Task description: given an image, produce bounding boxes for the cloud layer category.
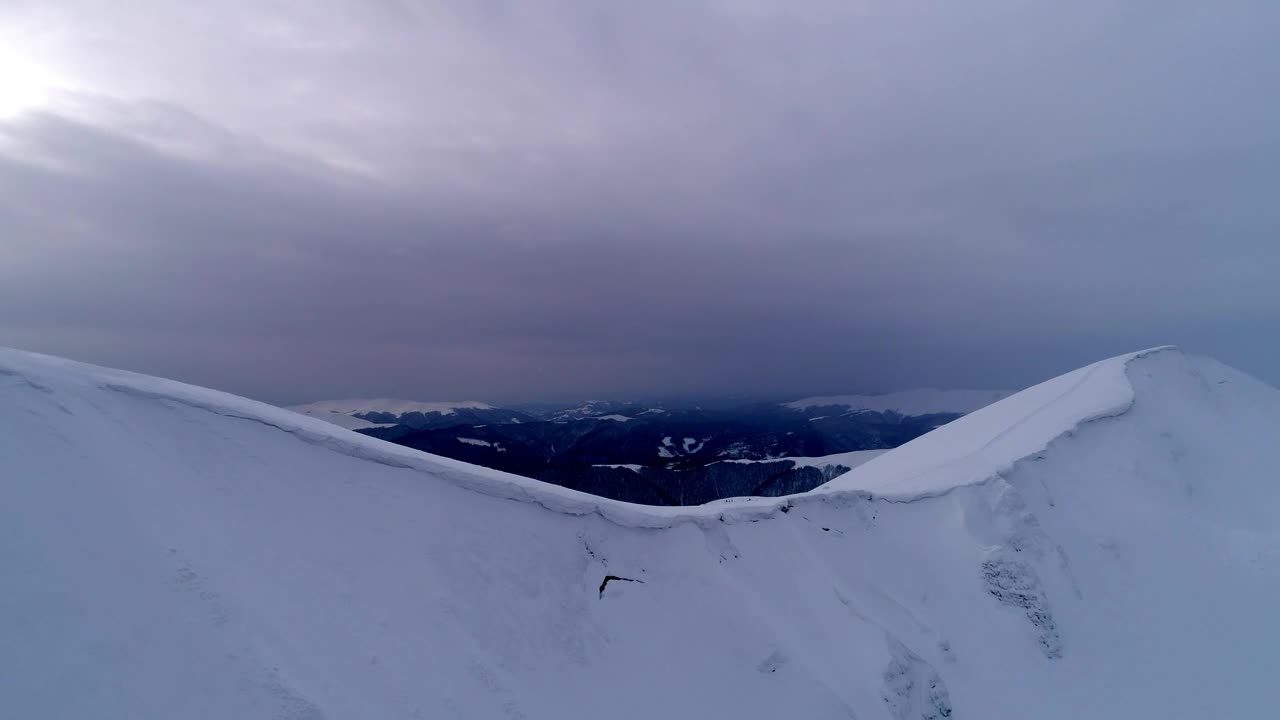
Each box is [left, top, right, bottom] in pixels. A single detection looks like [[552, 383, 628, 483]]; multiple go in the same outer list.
[[2, 1, 1278, 403]]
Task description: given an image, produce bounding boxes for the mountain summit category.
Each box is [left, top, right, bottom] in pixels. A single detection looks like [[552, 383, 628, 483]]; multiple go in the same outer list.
[[3, 346, 1278, 718]]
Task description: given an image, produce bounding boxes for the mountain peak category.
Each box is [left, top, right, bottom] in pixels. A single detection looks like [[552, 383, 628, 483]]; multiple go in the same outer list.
[[827, 345, 1179, 499], [7, 343, 1280, 718]]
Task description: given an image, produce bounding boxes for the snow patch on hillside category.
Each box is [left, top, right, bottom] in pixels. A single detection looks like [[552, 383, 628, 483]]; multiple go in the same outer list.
[[682, 437, 707, 453], [456, 437, 507, 453]]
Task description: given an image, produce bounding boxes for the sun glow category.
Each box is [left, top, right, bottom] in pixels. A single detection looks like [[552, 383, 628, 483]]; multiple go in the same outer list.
[[0, 46, 69, 118]]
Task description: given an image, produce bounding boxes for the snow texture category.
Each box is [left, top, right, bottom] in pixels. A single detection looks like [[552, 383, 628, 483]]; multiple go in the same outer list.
[[5, 345, 1280, 719]]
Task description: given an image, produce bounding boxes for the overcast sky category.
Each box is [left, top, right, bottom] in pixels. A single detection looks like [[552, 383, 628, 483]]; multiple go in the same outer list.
[[1, 1, 1278, 404]]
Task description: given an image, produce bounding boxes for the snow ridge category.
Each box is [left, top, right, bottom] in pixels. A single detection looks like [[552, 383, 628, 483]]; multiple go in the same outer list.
[[6, 344, 1280, 719], [0, 346, 1173, 526], [825, 346, 1176, 500]]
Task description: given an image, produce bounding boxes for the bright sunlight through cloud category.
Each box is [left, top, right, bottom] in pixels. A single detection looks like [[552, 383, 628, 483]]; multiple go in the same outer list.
[[0, 44, 69, 118]]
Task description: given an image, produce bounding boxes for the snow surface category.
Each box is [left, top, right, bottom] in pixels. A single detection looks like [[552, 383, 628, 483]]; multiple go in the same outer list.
[[455, 437, 506, 453], [592, 414, 633, 422], [5, 345, 1280, 718], [289, 398, 495, 417], [825, 349, 1159, 499], [682, 436, 707, 454], [785, 388, 1010, 415]]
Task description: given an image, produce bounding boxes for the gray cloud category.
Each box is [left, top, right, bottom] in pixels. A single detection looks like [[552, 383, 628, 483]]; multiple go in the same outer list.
[[1, 1, 1278, 403]]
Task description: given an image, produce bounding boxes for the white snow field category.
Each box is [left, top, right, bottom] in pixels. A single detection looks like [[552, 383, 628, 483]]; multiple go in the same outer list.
[[3, 345, 1279, 719]]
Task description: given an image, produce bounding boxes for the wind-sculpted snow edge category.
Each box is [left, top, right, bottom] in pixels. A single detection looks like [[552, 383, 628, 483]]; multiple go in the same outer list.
[[0, 345, 1176, 528], [818, 345, 1178, 501]]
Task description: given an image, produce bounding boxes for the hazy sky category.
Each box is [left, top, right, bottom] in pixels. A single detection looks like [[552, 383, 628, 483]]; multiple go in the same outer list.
[[2, 1, 1278, 404]]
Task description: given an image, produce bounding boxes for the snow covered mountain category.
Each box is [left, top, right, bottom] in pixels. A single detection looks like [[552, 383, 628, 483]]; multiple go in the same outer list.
[[289, 398, 535, 430], [536, 400, 659, 421], [4, 345, 1279, 718]]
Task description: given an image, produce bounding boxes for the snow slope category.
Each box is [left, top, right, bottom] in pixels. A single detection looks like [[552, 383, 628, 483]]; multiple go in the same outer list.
[[4, 345, 1280, 719], [785, 388, 1010, 415]]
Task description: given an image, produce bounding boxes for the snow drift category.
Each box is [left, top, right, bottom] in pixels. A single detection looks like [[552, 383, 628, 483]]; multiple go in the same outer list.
[[3, 346, 1279, 719]]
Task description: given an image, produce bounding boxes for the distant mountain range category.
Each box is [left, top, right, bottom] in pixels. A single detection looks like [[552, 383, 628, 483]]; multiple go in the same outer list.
[[288, 391, 1006, 504], [288, 399, 536, 430], [531, 400, 669, 422], [783, 389, 1010, 415]]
